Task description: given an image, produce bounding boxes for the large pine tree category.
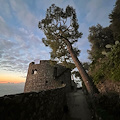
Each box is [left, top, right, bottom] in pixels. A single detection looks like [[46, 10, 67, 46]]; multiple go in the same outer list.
[[38, 4, 99, 95]]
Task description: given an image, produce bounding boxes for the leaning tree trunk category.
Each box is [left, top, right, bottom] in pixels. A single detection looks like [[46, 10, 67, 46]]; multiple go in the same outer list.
[[61, 36, 99, 96]]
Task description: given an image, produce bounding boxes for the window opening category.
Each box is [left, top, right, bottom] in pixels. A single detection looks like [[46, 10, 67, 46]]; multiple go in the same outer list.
[[45, 81, 48, 84], [32, 69, 37, 75], [34, 69, 37, 74]]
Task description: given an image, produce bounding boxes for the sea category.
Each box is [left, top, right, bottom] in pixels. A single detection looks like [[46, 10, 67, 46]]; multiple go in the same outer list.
[[0, 82, 25, 97]]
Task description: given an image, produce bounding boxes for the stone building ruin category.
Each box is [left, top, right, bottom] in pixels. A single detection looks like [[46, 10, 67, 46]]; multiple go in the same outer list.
[[24, 60, 72, 93]]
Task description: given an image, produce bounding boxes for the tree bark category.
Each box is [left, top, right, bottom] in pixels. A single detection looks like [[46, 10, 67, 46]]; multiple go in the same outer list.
[[61, 35, 99, 95]]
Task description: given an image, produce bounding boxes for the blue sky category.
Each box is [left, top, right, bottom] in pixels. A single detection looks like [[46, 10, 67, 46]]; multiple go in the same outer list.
[[0, 0, 116, 83]]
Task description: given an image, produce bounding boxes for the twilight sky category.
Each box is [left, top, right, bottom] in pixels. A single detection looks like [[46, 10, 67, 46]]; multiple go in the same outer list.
[[0, 0, 116, 83]]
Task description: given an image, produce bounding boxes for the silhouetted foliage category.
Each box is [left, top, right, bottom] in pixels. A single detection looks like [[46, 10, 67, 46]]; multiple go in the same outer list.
[[88, 0, 120, 83], [109, 0, 120, 41], [88, 24, 114, 62], [38, 4, 82, 69]]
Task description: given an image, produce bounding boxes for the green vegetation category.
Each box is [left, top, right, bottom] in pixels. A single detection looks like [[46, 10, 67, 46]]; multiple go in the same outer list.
[[89, 42, 120, 84], [88, 1, 120, 118], [88, 0, 120, 84]]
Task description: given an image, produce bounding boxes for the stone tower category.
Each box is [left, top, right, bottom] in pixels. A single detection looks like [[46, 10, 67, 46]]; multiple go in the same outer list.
[[24, 60, 71, 92]]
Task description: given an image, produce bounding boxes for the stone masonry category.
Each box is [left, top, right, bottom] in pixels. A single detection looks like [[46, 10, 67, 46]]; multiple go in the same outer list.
[[24, 60, 71, 93], [0, 87, 66, 120]]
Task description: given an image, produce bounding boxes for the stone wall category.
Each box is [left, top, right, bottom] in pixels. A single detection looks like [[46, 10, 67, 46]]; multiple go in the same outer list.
[[55, 64, 71, 93], [0, 86, 66, 120], [24, 60, 71, 93]]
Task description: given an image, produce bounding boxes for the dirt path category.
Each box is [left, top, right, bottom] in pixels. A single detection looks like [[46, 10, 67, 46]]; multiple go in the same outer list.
[[63, 90, 92, 120]]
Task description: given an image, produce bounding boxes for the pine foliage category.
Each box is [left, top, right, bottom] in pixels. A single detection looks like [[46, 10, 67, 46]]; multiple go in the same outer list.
[[38, 4, 82, 69]]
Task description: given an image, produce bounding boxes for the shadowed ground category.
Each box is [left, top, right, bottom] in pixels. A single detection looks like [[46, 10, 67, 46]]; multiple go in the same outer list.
[[62, 90, 92, 120]]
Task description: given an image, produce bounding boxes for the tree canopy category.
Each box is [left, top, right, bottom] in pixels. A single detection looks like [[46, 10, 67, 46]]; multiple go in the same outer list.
[[88, 0, 120, 83], [88, 24, 114, 61], [109, 0, 120, 41], [38, 4, 82, 69]]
